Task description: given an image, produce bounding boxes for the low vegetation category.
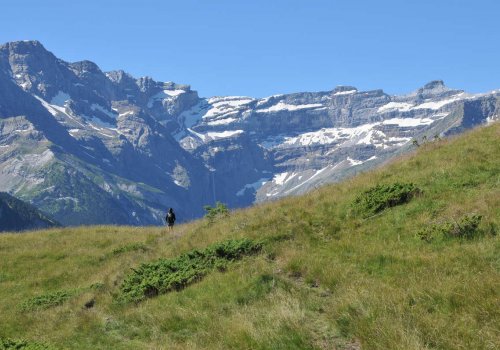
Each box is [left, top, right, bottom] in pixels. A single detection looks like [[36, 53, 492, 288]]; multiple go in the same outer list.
[[203, 201, 230, 223], [0, 123, 498, 349], [0, 338, 56, 350], [119, 238, 262, 302], [416, 214, 485, 242], [19, 284, 104, 312], [19, 289, 77, 312], [351, 182, 420, 217]]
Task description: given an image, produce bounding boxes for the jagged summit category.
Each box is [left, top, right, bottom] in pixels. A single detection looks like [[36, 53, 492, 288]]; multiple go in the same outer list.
[[0, 39, 46, 51], [70, 60, 104, 75], [423, 80, 446, 90], [405, 80, 464, 100], [333, 85, 358, 93]]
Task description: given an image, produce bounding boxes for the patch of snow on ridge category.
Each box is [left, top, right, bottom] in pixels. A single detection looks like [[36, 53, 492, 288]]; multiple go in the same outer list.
[[378, 102, 414, 113], [387, 136, 411, 146], [284, 128, 345, 146], [91, 104, 117, 119], [413, 94, 465, 110], [206, 117, 238, 126], [356, 129, 386, 146], [164, 89, 186, 97], [203, 130, 244, 140], [204, 96, 254, 119], [273, 172, 289, 185], [347, 157, 363, 166], [147, 89, 187, 108], [68, 129, 80, 137], [207, 96, 253, 106], [34, 95, 86, 128], [256, 102, 324, 113], [382, 117, 434, 127], [333, 89, 357, 96], [283, 123, 379, 147]]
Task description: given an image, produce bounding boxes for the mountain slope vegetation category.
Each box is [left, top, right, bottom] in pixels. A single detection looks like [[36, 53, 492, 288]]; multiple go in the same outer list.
[[0, 192, 60, 232], [0, 123, 498, 349]]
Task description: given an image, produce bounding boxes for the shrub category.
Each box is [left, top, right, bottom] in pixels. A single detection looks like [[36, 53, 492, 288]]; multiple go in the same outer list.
[[453, 214, 483, 239], [118, 238, 262, 303], [416, 222, 454, 243], [19, 290, 76, 312], [19, 283, 104, 312], [203, 202, 229, 223], [352, 183, 421, 217], [417, 214, 483, 242], [0, 338, 56, 350]]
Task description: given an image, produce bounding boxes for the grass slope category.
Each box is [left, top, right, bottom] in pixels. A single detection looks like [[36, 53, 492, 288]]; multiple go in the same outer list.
[[0, 123, 499, 349]]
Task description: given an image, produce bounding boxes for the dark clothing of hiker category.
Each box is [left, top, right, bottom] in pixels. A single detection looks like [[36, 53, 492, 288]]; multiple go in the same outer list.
[[166, 208, 176, 229]]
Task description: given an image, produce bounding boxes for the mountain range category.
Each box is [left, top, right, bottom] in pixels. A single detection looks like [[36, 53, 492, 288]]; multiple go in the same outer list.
[[0, 40, 498, 226]]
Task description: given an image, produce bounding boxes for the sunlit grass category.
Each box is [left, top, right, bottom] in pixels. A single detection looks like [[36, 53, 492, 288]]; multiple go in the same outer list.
[[0, 123, 499, 349]]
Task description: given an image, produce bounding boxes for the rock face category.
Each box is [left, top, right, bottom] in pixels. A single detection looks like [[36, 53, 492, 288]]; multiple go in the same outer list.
[[0, 40, 498, 225], [0, 192, 59, 232]]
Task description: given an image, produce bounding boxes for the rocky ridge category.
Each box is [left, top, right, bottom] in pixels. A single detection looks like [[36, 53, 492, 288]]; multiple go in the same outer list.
[[0, 40, 498, 225]]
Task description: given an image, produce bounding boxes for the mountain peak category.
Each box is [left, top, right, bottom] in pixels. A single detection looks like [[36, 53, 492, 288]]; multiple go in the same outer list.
[[70, 60, 103, 75], [333, 85, 357, 93], [411, 80, 463, 99], [0, 40, 47, 53], [422, 80, 446, 90]]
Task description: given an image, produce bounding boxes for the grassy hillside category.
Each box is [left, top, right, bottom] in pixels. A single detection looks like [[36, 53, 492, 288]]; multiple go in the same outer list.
[[0, 123, 499, 350]]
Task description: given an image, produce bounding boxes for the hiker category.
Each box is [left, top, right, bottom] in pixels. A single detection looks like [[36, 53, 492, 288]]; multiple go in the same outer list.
[[166, 208, 176, 231]]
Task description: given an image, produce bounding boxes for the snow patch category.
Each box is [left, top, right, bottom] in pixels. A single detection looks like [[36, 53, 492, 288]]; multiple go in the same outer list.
[[256, 102, 324, 113], [413, 94, 464, 110], [273, 172, 289, 185], [333, 89, 357, 96], [147, 89, 187, 108], [204, 130, 244, 140], [206, 117, 238, 126], [378, 102, 414, 113], [91, 104, 117, 119], [382, 117, 434, 127], [347, 157, 363, 166]]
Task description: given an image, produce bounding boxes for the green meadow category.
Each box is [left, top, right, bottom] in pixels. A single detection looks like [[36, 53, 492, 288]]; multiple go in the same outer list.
[[1, 123, 499, 349]]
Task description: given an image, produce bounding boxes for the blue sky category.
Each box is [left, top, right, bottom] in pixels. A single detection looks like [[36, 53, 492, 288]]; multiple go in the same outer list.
[[1, 0, 499, 97]]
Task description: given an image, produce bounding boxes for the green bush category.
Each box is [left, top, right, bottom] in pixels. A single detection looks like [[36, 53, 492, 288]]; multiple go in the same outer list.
[[0, 338, 56, 350], [19, 290, 76, 312], [19, 283, 103, 312], [352, 183, 421, 217], [203, 202, 230, 223], [417, 214, 483, 242], [453, 214, 483, 239], [118, 238, 262, 303]]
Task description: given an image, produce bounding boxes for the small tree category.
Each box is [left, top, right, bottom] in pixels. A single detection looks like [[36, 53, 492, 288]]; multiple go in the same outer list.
[[204, 201, 229, 223]]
